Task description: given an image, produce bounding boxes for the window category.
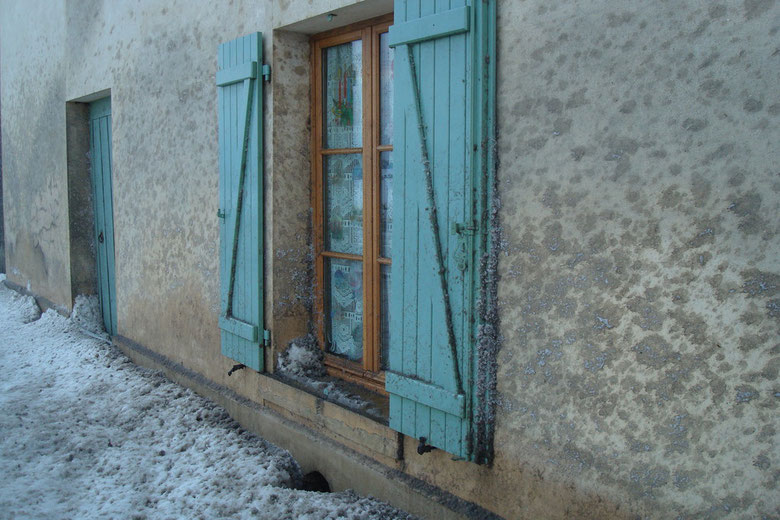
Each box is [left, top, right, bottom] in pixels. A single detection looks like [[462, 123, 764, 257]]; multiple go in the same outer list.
[[308, 2, 496, 463], [311, 15, 394, 393]]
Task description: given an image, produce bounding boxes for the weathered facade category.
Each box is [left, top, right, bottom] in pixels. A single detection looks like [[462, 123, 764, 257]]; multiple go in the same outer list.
[[1, 0, 778, 518]]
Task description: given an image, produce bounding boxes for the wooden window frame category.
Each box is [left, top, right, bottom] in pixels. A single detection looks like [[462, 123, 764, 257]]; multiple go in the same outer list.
[[311, 14, 393, 394]]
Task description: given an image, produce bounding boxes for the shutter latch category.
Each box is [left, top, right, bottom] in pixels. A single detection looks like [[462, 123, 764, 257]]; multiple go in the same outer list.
[[451, 221, 477, 235]]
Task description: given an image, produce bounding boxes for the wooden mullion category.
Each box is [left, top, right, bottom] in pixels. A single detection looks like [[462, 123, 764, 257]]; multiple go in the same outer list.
[[324, 354, 387, 395], [312, 29, 364, 51], [310, 13, 394, 44], [361, 26, 375, 373], [321, 147, 363, 155], [321, 250, 362, 261], [370, 25, 381, 373], [311, 38, 326, 354], [373, 24, 393, 372]]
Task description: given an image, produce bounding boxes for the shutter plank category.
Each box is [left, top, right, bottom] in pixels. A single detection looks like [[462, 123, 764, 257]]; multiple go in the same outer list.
[[416, 3, 435, 443], [389, 30, 409, 436], [90, 117, 109, 332], [100, 116, 117, 334], [430, 0, 451, 449], [447, 0, 470, 458]]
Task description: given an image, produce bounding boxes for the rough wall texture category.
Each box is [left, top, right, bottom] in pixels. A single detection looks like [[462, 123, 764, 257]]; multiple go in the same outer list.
[[0, 0, 72, 308], [495, 1, 779, 518], [65, 102, 98, 299], [268, 30, 314, 364], [2, 0, 778, 518], [0, 93, 5, 274], [60, 1, 271, 386]]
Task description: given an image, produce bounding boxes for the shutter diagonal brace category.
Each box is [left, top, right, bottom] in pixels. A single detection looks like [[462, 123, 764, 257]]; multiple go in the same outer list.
[[225, 75, 256, 319], [405, 44, 464, 397]]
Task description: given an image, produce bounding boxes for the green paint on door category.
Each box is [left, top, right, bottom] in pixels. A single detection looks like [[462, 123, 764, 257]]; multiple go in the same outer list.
[[89, 97, 117, 336]]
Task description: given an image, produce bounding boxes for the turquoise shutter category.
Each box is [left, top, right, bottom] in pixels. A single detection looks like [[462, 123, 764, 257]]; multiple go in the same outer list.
[[388, 1, 473, 460], [387, 1, 494, 462], [217, 33, 264, 372]]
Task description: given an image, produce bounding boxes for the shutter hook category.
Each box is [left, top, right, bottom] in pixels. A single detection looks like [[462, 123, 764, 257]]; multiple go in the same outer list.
[[227, 363, 246, 376], [417, 437, 436, 455]]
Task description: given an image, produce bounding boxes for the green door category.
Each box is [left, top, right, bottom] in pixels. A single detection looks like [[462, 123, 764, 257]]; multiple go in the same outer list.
[[89, 97, 117, 336]]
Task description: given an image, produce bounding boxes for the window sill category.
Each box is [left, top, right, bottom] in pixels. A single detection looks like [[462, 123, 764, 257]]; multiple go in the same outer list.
[[259, 371, 400, 463], [323, 353, 387, 396]]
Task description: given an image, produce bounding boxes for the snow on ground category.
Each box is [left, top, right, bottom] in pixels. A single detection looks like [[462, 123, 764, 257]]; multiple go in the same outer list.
[[0, 281, 412, 520]]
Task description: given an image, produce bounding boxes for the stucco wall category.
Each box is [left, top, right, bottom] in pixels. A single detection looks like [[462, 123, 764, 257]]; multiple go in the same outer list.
[[2, 0, 778, 518], [494, 1, 779, 518], [0, 0, 72, 308], [268, 29, 314, 360], [59, 1, 272, 386]]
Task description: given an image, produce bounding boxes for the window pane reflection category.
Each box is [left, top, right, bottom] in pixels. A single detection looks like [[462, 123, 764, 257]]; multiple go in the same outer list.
[[379, 151, 393, 258], [380, 264, 391, 370], [379, 32, 393, 145], [325, 258, 363, 363], [324, 154, 363, 255], [323, 41, 362, 149]]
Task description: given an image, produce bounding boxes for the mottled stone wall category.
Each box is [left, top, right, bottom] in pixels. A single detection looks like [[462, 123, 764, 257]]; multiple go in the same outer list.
[[0, 0, 72, 308], [3, 0, 778, 517], [65, 102, 97, 298], [59, 1, 271, 387], [268, 30, 314, 363], [494, 1, 779, 517]]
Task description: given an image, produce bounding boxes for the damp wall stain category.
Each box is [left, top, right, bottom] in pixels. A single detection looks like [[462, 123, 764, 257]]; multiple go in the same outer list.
[[496, 0, 779, 518], [0, 0, 72, 308]]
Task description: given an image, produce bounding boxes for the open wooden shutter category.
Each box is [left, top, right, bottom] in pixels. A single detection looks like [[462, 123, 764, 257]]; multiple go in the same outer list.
[[387, 1, 485, 460], [217, 33, 264, 371]]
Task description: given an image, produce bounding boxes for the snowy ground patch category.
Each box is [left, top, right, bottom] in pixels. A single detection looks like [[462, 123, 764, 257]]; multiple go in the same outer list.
[[0, 282, 412, 520]]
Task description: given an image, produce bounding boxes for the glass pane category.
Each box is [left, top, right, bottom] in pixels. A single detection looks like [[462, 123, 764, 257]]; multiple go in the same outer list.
[[379, 151, 393, 258], [380, 264, 391, 370], [325, 258, 363, 363], [323, 41, 362, 149], [324, 154, 363, 255], [379, 32, 394, 145]]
